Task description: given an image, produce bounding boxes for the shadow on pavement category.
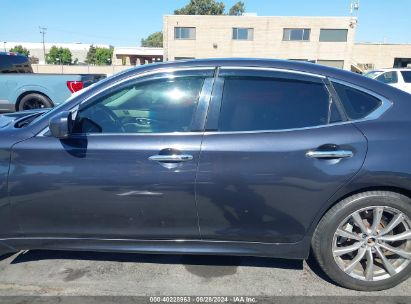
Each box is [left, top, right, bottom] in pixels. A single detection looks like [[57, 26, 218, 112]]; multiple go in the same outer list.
[[9, 249, 303, 271]]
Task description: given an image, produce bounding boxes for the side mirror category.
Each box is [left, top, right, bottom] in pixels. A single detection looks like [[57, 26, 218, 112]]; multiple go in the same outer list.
[[49, 111, 72, 139]]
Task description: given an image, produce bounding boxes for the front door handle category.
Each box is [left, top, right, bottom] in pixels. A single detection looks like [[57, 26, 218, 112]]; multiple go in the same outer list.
[[148, 154, 193, 163], [306, 150, 353, 159]]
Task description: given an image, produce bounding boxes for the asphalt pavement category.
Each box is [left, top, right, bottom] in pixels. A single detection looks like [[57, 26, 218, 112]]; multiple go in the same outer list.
[[0, 250, 409, 297]]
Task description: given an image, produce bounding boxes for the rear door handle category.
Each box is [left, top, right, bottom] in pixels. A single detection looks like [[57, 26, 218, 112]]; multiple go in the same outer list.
[[148, 154, 193, 162], [306, 150, 353, 159]]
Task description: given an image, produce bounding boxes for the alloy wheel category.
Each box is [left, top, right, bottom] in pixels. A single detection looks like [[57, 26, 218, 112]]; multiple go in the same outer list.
[[22, 97, 46, 110], [332, 206, 411, 281]]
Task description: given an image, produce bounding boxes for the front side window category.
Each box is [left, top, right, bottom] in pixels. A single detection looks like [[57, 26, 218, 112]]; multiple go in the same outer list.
[[73, 76, 205, 134], [218, 76, 332, 132], [283, 28, 310, 41], [332, 82, 382, 120], [319, 29, 348, 42], [376, 71, 398, 84], [401, 71, 411, 83], [174, 27, 196, 40], [232, 28, 254, 40]]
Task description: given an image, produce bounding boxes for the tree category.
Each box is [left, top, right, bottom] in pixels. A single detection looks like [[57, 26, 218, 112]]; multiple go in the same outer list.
[[86, 45, 113, 65], [85, 45, 97, 64], [141, 31, 163, 48], [95, 47, 113, 65], [46, 46, 72, 65], [174, 0, 225, 15], [9, 45, 30, 57], [229, 1, 245, 16]]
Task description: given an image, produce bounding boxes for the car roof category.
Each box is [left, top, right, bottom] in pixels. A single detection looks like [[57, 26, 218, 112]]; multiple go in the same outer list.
[[117, 58, 358, 85], [0, 51, 27, 57], [126, 58, 342, 76]]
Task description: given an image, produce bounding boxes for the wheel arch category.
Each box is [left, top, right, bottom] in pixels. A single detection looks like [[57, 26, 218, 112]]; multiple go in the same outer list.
[[15, 91, 54, 111], [308, 185, 411, 238]]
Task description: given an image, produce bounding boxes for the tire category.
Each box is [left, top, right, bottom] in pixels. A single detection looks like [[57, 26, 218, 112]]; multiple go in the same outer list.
[[312, 191, 411, 291], [17, 93, 53, 111]]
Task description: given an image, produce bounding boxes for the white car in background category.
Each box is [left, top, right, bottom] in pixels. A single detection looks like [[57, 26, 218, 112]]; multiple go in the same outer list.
[[364, 68, 411, 94]]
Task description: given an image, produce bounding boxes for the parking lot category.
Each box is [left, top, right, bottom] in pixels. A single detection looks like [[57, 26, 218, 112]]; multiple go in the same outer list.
[[0, 250, 409, 297]]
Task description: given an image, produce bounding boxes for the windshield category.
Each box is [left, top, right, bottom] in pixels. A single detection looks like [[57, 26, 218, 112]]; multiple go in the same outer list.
[[0, 115, 16, 128], [363, 71, 383, 79]]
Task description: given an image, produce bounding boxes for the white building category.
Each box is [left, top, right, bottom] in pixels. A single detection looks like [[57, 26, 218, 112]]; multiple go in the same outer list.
[[112, 47, 164, 65], [3, 42, 112, 64]]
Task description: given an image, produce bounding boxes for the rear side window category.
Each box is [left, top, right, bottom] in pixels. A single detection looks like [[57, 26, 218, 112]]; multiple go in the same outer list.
[[401, 71, 411, 83], [332, 82, 382, 120], [0, 54, 32, 73], [218, 77, 331, 132]]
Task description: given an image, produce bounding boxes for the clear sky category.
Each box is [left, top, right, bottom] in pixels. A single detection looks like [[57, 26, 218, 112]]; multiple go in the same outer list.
[[0, 0, 410, 46]]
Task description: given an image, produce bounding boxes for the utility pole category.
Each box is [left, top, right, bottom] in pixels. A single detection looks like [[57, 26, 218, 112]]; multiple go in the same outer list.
[[350, 0, 360, 17], [39, 26, 47, 63], [349, 1, 360, 29]]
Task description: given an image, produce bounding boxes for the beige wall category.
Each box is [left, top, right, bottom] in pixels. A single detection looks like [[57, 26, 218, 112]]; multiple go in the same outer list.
[[164, 15, 357, 70], [31, 64, 133, 76], [353, 43, 411, 69]]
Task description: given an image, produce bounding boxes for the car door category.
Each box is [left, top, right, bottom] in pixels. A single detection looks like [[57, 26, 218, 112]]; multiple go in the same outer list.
[[8, 68, 214, 239], [0, 55, 12, 111], [196, 68, 368, 243], [399, 70, 411, 94]]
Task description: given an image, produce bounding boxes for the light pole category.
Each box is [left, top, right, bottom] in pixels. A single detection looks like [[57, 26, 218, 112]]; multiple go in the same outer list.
[[3, 42, 6, 52], [39, 26, 47, 63], [56, 57, 63, 74]]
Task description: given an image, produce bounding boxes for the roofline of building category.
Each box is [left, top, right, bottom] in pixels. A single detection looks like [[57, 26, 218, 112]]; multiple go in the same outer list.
[[164, 14, 356, 19], [355, 42, 411, 46], [4, 42, 114, 49]]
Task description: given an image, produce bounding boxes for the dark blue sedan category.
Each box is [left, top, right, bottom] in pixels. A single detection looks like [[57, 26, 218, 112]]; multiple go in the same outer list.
[[0, 59, 410, 291]]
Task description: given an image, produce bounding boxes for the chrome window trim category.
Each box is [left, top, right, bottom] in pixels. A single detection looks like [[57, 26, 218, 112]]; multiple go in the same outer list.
[[203, 121, 355, 135], [219, 66, 326, 79], [38, 130, 204, 137]]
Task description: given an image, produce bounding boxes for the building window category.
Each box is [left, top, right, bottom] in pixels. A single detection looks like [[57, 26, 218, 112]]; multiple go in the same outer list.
[[174, 57, 195, 61], [283, 29, 310, 41], [174, 27, 196, 40], [232, 28, 254, 40], [319, 29, 348, 42], [317, 60, 345, 69]]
